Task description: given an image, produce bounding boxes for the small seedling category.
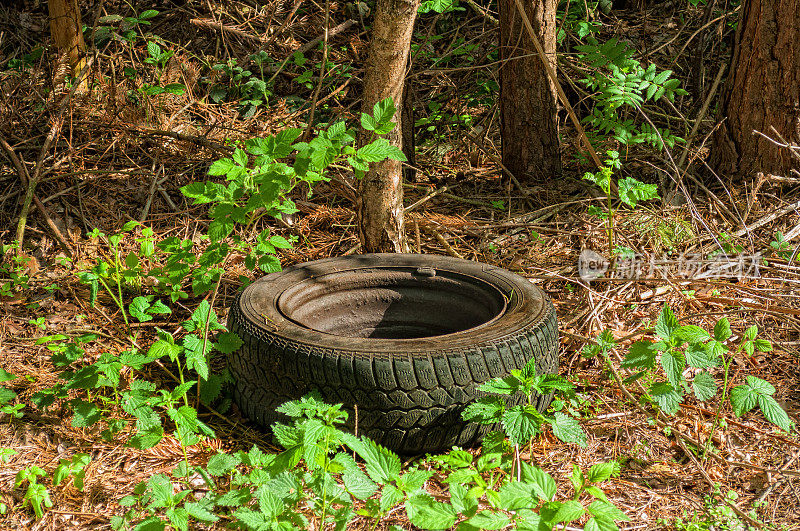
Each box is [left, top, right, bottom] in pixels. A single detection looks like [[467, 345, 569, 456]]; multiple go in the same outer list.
[[583, 150, 659, 255], [15, 466, 52, 518]]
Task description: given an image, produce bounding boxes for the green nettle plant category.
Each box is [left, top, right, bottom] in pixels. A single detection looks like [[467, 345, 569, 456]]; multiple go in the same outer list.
[[30, 299, 235, 451], [111, 393, 628, 531], [582, 150, 659, 254], [584, 305, 794, 435], [461, 357, 588, 450]]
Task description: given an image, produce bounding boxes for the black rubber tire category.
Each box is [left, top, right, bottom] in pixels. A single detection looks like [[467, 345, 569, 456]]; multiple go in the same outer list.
[[228, 253, 559, 454]]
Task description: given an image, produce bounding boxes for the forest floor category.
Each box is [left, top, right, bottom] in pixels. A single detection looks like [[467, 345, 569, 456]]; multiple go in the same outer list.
[[1, 0, 799, 529]]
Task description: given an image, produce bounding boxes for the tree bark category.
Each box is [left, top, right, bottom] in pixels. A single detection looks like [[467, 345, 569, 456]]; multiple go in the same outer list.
[[48, 0, 88, 92], [499, 0, 561, 181], [357, 0, 419, 253], [712, 0, 800, 179]]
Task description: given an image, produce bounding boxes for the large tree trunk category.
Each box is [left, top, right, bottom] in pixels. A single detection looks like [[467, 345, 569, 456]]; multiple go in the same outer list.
[[712, 0, 799, 179], [499, 0, 561, 180], [356, 0, 420, 253], [48, 0, 88, 92]]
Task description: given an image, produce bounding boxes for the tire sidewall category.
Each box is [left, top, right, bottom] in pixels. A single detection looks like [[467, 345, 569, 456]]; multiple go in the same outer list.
[[235, 253, 553, 354]]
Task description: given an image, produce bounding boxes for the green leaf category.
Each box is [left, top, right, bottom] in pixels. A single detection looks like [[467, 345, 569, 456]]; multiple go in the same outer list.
[[232, 148, 248, 167], [501, 406, 542, 445], [183, 300, 224, 332], [199, 373, 225, 405], [0, 368, 16, 382], [461, 396, 504, 424], [757, 394, 793, 432], [479, 375, 519, 395], [622, 341, 660, 369], [714, 318, 732, 341], [166, 507, 189, 531], [24, 482, 52, 519], [72, 400, 101, 427], [184, 501, 219, 523], [232, 507, 268, 528], [550, 412, 587, 447], [357, 139, 395, 162], [348, 437, 401, 484], [570, 464, 585, 492], [466, 510, 512, 530], [585, 516, 620, 531], [148, 299, 171, 315], [214, 332, 243, 354], [258, 488, 284, 518], [208, 158, 235, 176], [685, 344, 718, 369], [655, 305, 678, 340], [730, 376, 792, 431], [449, 482, 479, 516], [519, 356, 537, 380], [372, 97, 397, 125], [146, 41, 161, 59], [692, 371, 717, 401], [360, 112, 378, 131], [649, 382, 682, 415], [207, 452, 240, 476], [215, 487, 252, 506], [588, 500, 629, 521], [551, 500, 585, 523], [146, 474, 174, 508], [380, 483, 405, 513], [498, 481, 538, 511], [753, 339, 773, 353], [0, 386, 17, 405], [660, 349, 685, 388], [342, 466, 378, 500], [674, 325, 711, 344], [405, 494, 458, 531], [536, 374, 576, 394], [347, 156, 369, 172], [129, 426, 164, 450], [520, 462, 556, 500], [587, 461, 620, 483], [149, 337, 182, 362], [182, 334, 209, 380], [617, 177, 658, 207], [129, 296, 154, 322], [585, 485, 609, 501]]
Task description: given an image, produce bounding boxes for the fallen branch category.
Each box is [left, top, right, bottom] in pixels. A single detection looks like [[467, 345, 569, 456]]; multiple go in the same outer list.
[[0, 135, 73, 257]]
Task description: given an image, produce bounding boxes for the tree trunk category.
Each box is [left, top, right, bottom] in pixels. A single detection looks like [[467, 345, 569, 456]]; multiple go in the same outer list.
[[357, 0, 419, 253], [499, 0, 561, 181], [48, 0, 88, 92], [711, 0, 800, 179]]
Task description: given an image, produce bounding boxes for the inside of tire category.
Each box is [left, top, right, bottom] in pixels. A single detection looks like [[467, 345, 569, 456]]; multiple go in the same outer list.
[[276, 267, 508, 339]]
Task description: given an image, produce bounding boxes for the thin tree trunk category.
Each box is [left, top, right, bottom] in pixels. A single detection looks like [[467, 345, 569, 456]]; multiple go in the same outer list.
[[357, 0, 420, 253], [499, 0, 561, 180], [712, 0, 799, 179], [48, 0, 88, 92]]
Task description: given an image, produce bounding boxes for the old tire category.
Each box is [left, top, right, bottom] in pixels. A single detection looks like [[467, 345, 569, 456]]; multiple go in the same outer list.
[[228, 253, 558, 454]]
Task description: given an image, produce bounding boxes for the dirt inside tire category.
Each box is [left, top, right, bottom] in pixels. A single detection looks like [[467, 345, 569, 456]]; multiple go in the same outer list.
[[228, 253, 559, 454]]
